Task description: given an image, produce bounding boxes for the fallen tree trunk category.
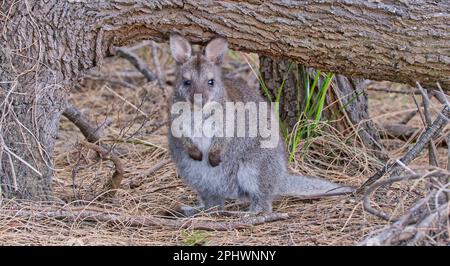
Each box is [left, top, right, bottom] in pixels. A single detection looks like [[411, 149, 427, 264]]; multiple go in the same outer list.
[[87, 0, 449, 88], [1, 0, 449, 199]]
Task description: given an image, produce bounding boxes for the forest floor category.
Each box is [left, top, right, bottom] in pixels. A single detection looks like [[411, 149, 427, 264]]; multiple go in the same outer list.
[[0, 43, 448, 246]]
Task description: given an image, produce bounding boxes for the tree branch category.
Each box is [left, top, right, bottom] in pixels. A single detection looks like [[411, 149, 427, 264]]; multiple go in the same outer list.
[[83, 1, 450, 88], [81, 141, 124, 197], [357, 105, 450, 193], [1, 206, 289, 231], [114, 47, 157, 83], [63, 102, 111, 143], [362, 171, 449, 222]]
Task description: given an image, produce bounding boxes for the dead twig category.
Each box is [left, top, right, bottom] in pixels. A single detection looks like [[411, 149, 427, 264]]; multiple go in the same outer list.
[[434, 83, 450, 110], [84, 74, 136, 89], [113, 42, 167, 119], [447, 133, 450, 201], [416, 84, 439, 167], [138, 158, 172, 178], [150, 41, 165, 87], [362, 171, 449, 222], [380, 123, 421, 141], [63, 102, 111, 143], [129, 158, 172, 189], [366, 87, 421, 95], [1, 207, 289, 231], [361, 197, 449, 246], [81, 141, 124, 197], [408, 202, 449, 245], [360, 170, 449, 245], [114, 47, 157, 84], [357, 104, 450, 193], [400, 110, 418, 125]]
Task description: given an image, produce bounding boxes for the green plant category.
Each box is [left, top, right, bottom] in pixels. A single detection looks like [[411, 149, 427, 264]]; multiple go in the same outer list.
[[180, 230, 209, 246], [241, 53, 334, 161], [287, 68, 334, 161]]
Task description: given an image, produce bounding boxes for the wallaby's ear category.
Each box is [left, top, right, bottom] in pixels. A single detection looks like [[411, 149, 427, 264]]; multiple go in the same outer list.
[[204, 37, 228, 65], [170, 34, 192, 64]]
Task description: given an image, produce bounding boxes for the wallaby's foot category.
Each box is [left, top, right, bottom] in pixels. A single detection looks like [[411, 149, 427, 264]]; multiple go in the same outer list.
[[249, 198, 273, 214], [201, 194, 225, 211], [208, 148, 222, 167], [179, 204, 227, 217], [179, 205, 205, 217]]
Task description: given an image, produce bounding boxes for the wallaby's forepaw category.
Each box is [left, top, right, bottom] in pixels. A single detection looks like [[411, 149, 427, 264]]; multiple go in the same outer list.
[[208, 149, 222, 167], [187, 146, 203, 161]]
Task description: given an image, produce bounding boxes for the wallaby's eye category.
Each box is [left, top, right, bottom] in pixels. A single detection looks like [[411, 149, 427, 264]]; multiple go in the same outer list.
[[208, 79, 214, 87], [183, 80, 192, 86]]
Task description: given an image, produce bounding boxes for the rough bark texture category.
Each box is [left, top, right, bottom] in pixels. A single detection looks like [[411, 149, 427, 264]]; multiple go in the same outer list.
[[333, 76, 387, 160], [3, 1, 446, 86], [74, 0, 449, 88], [259, 56, 306, 129], [0, 2, 68, 199], [0, 0, 449, 199]]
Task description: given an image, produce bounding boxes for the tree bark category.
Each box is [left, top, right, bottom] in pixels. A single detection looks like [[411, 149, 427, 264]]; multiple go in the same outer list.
[[61, 0, 449, 88], [1, 0, 449, 199], [0, 3, 68, 200], [259, 56, 306, 130], [333, 76, 387, 161], [2, 1, 446, 87]]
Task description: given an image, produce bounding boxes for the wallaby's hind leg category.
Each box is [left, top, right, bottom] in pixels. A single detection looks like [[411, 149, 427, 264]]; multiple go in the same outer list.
[[201, 192, 225, 211], [249, 195, 273, 213], [180, 192, 225, 217]]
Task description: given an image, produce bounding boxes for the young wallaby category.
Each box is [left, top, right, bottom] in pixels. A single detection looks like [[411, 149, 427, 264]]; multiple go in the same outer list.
[[168, 34, 353, 216]]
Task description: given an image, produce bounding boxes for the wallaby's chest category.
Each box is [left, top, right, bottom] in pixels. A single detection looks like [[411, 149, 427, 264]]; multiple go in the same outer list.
[[191, 136, 212, 154], [184, 110, 219, 154]]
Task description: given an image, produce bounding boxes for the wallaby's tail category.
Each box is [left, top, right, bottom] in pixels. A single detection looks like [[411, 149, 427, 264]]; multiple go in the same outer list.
[[275, 174, 355, 199]]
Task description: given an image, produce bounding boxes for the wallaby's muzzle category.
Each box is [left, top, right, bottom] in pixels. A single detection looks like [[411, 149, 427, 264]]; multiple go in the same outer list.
[[191, 93, 208, 108]]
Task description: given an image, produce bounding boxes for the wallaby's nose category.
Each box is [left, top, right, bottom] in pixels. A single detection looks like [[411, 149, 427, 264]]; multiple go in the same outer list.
[[192, 93, 207, 107]]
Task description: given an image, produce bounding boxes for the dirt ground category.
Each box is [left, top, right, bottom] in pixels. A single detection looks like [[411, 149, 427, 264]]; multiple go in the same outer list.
[[0, 43, 448, 246]]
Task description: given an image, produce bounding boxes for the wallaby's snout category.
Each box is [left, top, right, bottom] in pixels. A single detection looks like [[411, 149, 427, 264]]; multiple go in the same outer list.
[[192, 92, 207, 108], [169, 33, 228, 107]]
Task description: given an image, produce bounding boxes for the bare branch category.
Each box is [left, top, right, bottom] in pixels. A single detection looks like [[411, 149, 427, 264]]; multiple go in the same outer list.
[[357, 105, 450, 193], [81, 141, 124, 197], [1, 206, 289, 231], [129, 158, 172, 189], [63, 102, 111, 143], [400, 110, 419, 125], [380, 123, 420, 141], [417, 83, 439, 167], [114, 47, 157, 83], [150, 41, 165, 87], [362, 171, 450, 222], [366, 87, 421, 95]]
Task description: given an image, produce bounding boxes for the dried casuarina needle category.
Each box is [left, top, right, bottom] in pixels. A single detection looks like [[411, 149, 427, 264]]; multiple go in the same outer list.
[[1, 206, 289, 231]]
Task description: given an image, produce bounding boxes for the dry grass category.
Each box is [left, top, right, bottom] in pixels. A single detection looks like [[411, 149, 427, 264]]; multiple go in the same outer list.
[[0, 43, 448, 246]]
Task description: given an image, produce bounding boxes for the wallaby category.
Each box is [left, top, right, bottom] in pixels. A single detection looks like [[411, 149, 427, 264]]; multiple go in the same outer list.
[[168, 34, 354, 216]]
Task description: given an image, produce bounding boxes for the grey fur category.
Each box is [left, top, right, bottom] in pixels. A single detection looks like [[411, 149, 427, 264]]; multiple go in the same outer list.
[[168, 34, 354, 215]]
